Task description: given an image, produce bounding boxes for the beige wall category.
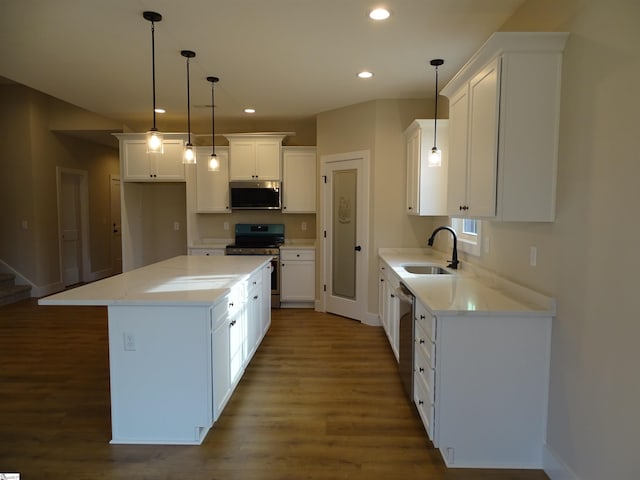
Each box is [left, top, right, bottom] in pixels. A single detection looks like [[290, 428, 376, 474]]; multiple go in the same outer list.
[[317, 99, 442, 314], [453, 1, 640, 479], [0, 84, 120, 289]]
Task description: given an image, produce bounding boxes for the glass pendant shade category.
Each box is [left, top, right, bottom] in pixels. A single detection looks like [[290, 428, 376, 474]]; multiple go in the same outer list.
[[208, 153, 220, 172], [429, 58, 444, 168], [428, 147, 442, 167], [207, 76, 220, 172], [183, 144, 196, 164], [144, 11, 163, 154], [146, 129, 164, 154]]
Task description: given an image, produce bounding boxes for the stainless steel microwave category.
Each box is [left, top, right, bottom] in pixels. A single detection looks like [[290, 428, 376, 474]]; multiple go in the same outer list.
[[229, 180, 281, 210]]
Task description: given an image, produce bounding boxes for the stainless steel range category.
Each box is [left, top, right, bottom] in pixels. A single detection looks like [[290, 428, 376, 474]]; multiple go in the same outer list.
[[225, 224, 284, 307]]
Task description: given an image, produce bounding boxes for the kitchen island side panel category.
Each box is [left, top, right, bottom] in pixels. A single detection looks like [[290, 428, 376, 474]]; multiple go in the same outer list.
[[108, 304, 213, 444]]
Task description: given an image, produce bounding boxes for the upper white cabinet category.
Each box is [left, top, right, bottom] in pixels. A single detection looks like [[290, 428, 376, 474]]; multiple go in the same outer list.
[[404, 120, 448, 216], [282, 147, 316, 213], [195, 146, 230, 213], [225, 134, 286, 181], [441, 32, 569, 221], [118, 136, 187, 182]]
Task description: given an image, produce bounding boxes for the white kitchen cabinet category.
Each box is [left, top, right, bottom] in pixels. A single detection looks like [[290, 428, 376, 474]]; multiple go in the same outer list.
[[211, 302, 231, 422], [121, 138, 186, 182], [225, 134, 286, 181], [261, 262, 272, 335], [282, 147, 316, 213], [195, 146, 230, 213], [280, 248, 315, 306], [189, 247, 226, 256], [441, 32, 568, 221], [245, 270, 263, 362], [404, 120, 448, 216], [413, 298, 552, 468], [378, 261, 399, 361]]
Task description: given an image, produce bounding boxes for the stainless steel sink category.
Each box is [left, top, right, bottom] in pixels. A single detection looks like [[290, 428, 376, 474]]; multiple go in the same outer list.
[[403, 265, 450, 275]]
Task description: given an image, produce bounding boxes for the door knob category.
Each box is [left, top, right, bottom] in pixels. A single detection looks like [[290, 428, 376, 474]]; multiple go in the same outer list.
[[354, 245, 362, 251]]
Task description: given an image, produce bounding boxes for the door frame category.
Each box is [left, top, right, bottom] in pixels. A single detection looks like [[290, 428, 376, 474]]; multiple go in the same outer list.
[[319, 150, 370, 322], [56, 167, 91, 285]]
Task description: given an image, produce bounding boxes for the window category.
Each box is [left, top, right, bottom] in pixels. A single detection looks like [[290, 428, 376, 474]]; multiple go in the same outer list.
[[451, 218, 482, 256]]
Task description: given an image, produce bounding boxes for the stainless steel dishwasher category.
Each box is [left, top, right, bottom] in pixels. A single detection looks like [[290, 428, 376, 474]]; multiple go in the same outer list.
[[397, 282, 415, 400]]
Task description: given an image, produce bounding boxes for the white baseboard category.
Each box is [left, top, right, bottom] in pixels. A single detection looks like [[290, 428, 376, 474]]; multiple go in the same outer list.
[[32, 281, 65, 298], [544, 444, 581, 480], [361, 311, 382, 327]]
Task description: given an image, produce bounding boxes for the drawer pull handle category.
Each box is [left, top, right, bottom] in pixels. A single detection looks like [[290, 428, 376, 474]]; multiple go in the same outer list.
[[418, 400, 424, 405], [419, 367, 425, 373], [419, 339, 425, 344], [420, 315, 425, 320], [230, 320, 236, 327]]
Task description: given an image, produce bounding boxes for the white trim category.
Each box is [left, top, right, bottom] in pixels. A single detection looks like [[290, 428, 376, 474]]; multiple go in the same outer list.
[[543, 445, 581, 480]]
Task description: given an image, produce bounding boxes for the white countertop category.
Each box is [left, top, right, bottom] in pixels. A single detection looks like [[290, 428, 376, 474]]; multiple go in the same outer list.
[[39, 255, 272, 307], [379, 248, 555, 317]]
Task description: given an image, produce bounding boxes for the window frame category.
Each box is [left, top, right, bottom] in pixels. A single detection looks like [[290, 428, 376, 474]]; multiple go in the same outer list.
[[451, 217, 482, 256]]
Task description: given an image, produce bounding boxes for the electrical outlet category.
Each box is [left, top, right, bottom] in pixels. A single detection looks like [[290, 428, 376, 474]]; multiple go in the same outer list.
[[223, 221, 229, 231], [301, 222, 307, 231], [173, 221, 180, 231], [21, 220, 28, 230], [124, 332, 136, 351], [530, 246, 537, 266]]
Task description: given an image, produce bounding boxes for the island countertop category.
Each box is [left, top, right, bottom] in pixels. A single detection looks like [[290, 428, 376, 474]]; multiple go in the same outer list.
[[39, 255, 273, 307]]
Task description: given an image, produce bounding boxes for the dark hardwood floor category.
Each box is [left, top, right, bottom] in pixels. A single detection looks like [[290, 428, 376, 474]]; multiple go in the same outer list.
[[0, 299, 548, 479]]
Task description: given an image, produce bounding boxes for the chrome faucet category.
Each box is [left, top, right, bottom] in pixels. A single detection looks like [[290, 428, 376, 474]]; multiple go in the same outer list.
[[427, 226, 459, 269]]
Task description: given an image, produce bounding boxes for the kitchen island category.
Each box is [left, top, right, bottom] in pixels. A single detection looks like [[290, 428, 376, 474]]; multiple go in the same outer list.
[[39, 255, 273, 445]]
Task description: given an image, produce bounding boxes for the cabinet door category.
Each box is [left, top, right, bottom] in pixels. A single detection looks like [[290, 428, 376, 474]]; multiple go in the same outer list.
[[245, 274, 262, 362], [154, 139, 186, 180], [229, 141, 257, 180], [261, 263, 272, 334], [467, 58, 500, 218], [122, 141, 153, 180], [212, 317, 231, 421], [196, 148, 230, 213], [447, 87, 470, 216], [405, 127, 420, 214], [255, 140, 281, 180], [282, 148, 316, 213], [281, 261, 315, 302]]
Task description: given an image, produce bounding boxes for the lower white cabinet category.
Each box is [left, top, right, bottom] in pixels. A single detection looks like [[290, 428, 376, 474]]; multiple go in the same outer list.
[[378, 261, 400, 361], [280, 248, 315, 306], [413, 298, 552, 468]]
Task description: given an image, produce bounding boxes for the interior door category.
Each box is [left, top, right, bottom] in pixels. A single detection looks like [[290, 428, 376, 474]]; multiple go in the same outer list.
[[322, 152, 369, 321], [110, 175, 123, 275], [60, 172, 82, 286]]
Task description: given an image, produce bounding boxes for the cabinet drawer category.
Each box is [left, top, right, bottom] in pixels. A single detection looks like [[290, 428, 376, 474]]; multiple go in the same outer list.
[[414, 370, 435, 441], [415, 318, 436, 366], [415, 301, 436, 342], [281, 249, 315, 261], [190, 248, 225, 256]]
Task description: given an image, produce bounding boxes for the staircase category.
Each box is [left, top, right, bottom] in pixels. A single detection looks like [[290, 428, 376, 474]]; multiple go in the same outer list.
[[0, 273, 32, 307]]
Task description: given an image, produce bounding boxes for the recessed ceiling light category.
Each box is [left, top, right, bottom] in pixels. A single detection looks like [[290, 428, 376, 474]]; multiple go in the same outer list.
[[358, 71, 374, 79], [154, 108, 166, 113], [369, 8, 390, 20], [244, 108, 256, 114]]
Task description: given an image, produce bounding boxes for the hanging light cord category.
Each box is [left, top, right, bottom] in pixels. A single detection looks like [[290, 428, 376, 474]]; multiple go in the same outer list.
[[211, 80, 216, 156], [186, 56, 191, 145], [433, 62, 439, 150], [151, 19, 157, 130]]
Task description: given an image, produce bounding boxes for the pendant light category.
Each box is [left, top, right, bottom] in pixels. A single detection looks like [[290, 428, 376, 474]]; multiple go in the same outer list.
[[181, 50, 196, 164], [143, 11, 164, 154], [428, 58, 444, 167], [207, 76, 220, 172]]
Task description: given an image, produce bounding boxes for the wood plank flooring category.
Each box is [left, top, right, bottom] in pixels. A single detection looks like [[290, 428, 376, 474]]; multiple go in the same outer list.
[[0, 300, 549, 480]]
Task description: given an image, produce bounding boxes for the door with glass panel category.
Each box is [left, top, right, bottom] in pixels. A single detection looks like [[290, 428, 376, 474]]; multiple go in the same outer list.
[[322, 153, 369, 321]]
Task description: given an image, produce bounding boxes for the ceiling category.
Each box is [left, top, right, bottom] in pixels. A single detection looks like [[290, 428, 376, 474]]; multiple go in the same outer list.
[[0, 0, 525, 138]]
